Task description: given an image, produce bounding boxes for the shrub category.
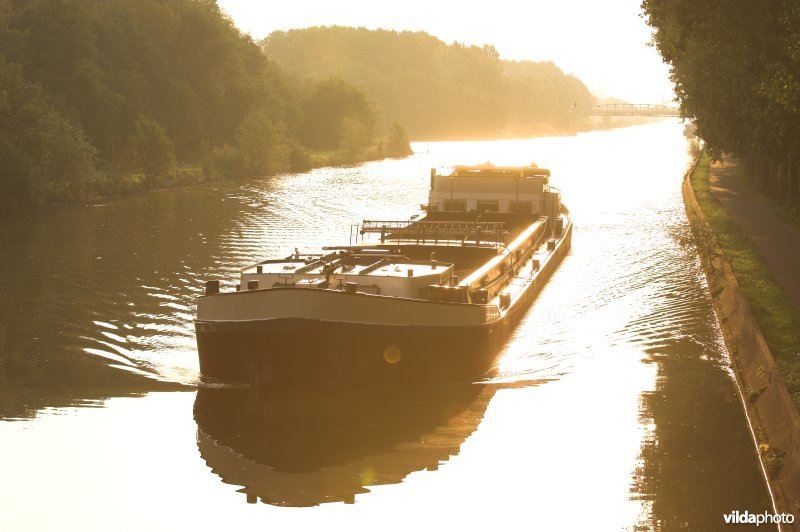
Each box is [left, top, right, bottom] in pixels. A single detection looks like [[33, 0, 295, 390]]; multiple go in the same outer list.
[[203, 144, 243, 179], [132, 116, 176, 188]]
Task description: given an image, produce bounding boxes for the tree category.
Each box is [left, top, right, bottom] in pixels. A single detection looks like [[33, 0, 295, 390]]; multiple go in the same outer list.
[[132, 115, 175, 187], [299, 77, 376, 150], [642, 0, 800, 206], [0, 56, 96, 208], [263, 27, 591, 137], [1, 3, 423, 207], [235, 107, 290, 177], [338, 117, 370, 157], [385, 123, 412, 157]]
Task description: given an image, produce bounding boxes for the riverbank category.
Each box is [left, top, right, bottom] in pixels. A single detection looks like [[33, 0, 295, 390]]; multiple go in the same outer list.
[[683, 154, 800, 518], [6, 121, 666, 214], [3, 145, 409, 215]]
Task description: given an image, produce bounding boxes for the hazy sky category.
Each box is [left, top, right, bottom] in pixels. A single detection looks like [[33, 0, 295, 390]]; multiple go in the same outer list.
[[216, 0, 674, 104]]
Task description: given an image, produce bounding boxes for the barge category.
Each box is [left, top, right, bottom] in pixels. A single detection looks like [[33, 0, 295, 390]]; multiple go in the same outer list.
[[195, 164, 572, 385]]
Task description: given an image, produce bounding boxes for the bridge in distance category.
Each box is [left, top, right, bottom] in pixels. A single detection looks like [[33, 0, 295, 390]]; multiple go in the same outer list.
[[587, 103, 680, 117]]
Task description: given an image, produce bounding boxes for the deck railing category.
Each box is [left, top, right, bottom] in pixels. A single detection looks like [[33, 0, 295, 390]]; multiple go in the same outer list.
[[359, 220, 508, 248]]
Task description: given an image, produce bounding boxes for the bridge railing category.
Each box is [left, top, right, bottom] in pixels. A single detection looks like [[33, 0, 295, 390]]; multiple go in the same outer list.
[[587, 104, 680, 117]]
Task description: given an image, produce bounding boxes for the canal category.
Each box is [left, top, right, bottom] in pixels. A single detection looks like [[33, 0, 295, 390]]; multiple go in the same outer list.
[[0, 120, 772, 530]]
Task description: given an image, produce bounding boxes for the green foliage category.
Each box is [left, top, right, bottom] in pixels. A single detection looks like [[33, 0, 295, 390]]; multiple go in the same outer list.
[[288, 142, 313, 172], [203, 144, 243, 180], [2, 6, 591, 208], [687, 138, 703, 161], [0, 55, 96, 208], [762, 446, 785, 479], [3, 0, 296, 162], [235, 107, 291, 177], [1, 1, 403, 207], [503, 60, 593, 133], [338, 117, 370, 158], [204, 108, 312, 179], [385, 124, 413, 158], [132, 115, 176, 187], [262, 26, 592, 138], [643, 0, 800, 208], [5, 5, 608, 208], [299, 77, 376, 151]]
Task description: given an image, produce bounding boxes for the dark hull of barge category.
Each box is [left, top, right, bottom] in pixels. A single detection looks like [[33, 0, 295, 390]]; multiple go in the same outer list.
[[195, 223, 571, 386]]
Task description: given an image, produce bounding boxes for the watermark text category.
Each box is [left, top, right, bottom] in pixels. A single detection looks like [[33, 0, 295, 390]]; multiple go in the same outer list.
[[724, 510, 795, 526]]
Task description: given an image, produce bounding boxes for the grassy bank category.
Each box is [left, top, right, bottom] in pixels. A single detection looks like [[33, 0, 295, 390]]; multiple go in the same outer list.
[[691, 154, 800, 407], [57, 144, 404, 207], [94, 163, 205, 198], [308, 144, 397, 168]]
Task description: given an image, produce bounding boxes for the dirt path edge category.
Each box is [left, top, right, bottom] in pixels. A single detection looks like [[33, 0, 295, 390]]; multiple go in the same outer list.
[[682, 162, 800, 523]]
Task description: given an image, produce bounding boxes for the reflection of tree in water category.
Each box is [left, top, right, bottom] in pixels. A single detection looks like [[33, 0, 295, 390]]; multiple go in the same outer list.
[[632, 357, 772, 530], [194, 384, 496, 506]]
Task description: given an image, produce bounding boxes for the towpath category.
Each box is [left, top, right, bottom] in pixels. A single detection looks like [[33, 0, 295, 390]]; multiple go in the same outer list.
[[709, 160, 800, 312]]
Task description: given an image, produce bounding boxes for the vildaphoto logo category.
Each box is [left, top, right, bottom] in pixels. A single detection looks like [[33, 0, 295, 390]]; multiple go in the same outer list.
[[723, 510, 795, 526]]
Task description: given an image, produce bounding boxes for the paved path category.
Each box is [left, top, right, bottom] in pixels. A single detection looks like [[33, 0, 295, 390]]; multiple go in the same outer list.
[[709, 160, 800, 312]]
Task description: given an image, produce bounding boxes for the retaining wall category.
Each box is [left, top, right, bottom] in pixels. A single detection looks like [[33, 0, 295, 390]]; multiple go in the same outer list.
[[682, 167, 800, 522]]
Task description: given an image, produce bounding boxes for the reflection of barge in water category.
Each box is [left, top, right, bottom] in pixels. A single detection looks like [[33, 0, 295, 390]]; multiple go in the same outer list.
[[193, 384, 495, 506], [195, 164, 572, 385]]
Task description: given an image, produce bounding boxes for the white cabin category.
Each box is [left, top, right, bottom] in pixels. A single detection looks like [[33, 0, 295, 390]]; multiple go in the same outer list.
[[424, 164, 561, 222]]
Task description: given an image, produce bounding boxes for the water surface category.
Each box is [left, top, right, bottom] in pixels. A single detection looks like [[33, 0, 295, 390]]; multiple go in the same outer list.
[[0, 121, 772, 530]]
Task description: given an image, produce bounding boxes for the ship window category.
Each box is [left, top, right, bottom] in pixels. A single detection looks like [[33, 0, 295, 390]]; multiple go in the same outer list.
[[476, 200, 499, 212], [443, 199, 466, 212], [509, 201, 532, 214]]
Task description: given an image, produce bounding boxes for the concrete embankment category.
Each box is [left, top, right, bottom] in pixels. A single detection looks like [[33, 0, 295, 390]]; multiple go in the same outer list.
[[682, 165, 800, 521]]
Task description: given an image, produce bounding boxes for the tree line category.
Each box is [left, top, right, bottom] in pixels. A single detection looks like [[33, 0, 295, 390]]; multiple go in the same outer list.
[[262, 26, 595, 139], [642, 0, 800, 209], [0, 0, 410, 210]]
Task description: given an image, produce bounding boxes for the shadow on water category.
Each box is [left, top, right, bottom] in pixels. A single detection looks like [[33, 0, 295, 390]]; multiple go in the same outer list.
[[193, 383, 497, 506]]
